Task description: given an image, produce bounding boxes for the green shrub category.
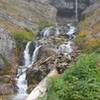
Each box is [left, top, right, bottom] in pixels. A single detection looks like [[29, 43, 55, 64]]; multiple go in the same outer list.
[[12, 30, 36, 48], [47, 50, 100, 100]]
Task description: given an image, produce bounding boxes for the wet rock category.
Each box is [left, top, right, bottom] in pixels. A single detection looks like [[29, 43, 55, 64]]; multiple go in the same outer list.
[[0, 84, 14, 95]]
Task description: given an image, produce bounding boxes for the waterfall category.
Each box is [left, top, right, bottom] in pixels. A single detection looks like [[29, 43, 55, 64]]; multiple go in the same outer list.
[[17, 42, 31, 94], [32, 45, 41, 64], [14, 42, 41, 100], [16, 24, 76, 97], [24, 41, 31, 66], [13, 23, 76, 100]]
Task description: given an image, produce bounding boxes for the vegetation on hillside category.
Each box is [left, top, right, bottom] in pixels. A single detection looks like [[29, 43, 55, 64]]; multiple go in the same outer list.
[[76, 7, 100, 52], [47, 49, 100, 100]]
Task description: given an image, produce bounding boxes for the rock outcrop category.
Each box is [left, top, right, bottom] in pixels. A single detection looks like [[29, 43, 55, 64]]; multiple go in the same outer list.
[[0, 27, 16, 95], [0, 27, 16, 69]]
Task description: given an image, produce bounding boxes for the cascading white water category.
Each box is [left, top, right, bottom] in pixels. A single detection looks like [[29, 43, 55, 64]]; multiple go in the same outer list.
[[16, 41, 31, 95], [40, 26, 60, 38], [14, 42, 41, 100], [41, 27, 53, 38], [59, 41, 73, 59], [40, 24, 76, 39], [56, 27, 60, 35], [43, 27, 51, 38], [31, 45, 41, 64], [28, 45, 42, 68], [24, 41, 31, 66], [66, 24, 76, 39]]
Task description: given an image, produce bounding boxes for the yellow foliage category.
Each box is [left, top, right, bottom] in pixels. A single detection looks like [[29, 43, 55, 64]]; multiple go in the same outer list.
[[92, 23, 100, 34], [77, 8, 100, 50], [79, 31, 91, 37], [84, 38, 100, 48], [79, 23, 100, 37]]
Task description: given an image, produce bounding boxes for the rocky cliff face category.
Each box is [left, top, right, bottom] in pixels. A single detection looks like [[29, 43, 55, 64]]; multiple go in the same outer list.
[[0, 0, 57, 33], [0, 27, 16, 95], [49, 0, 97, 24], [23, 0, 96, 25], [0, 0, 57, 69], [0, 27, 16, 69]]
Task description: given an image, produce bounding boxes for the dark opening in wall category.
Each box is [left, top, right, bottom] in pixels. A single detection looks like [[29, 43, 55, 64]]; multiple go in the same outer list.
[[57, 8, 75, 18]]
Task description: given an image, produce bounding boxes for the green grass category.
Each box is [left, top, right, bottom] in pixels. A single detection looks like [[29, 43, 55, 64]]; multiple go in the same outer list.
[[12, 31, 33, 41], [12, 30, 36, 48], [47, 49, 100, 100]]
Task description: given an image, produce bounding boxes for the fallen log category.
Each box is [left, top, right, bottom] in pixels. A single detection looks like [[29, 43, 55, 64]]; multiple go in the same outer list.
[[26, 69, 58, 100]]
